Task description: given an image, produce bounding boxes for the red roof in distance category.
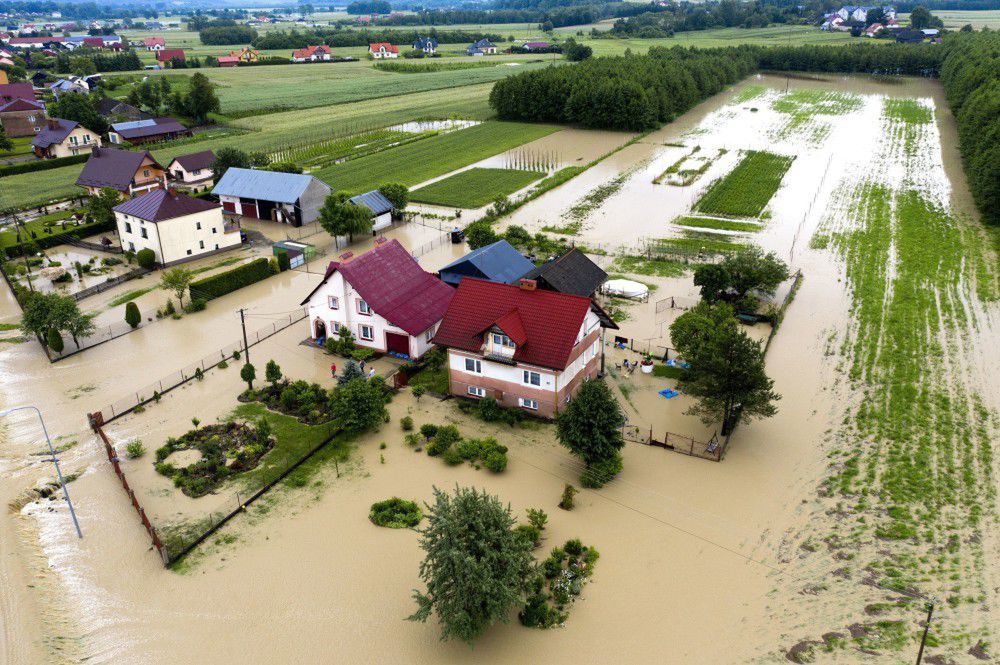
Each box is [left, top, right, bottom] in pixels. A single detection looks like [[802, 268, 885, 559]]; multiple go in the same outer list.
[[369, 42, 398, 53], [156, 49, 185, 61], [433, 278, 592, 371], [300, 239, 453, 336]]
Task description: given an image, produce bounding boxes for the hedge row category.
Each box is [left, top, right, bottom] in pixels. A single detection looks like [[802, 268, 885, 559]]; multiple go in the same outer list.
[[189, 257, 276, 301], [0, 153, 90, 178], [2, 219, 115, 259]]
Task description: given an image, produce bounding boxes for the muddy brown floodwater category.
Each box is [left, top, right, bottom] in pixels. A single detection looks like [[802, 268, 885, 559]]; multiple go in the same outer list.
[[0, 73, 995, 664]]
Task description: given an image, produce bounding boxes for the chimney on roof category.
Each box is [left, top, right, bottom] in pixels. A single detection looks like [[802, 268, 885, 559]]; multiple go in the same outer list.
[[519, 279, 537, 291], [46, 117, 58, 129], [374, 236, 387, 245], [339, 251, 354, 263]]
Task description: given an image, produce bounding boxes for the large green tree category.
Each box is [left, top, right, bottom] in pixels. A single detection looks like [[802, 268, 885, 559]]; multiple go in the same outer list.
[[160, 267, 194, 308], [185, 72, 221, 124], [19, 292, 84, 346], [693, 247, 789, 307], [555, 379, 625, 487], [670, 304, 779, 431], [378, 182, 409, 211], [318, 191, 372, 243], [408, 485, 533, 643], [87, 187, 121, 225], [328, 376, 387, 434], [47, 93, 108, 135]]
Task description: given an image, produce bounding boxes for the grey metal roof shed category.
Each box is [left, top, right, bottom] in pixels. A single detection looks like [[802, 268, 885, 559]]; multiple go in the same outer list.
[[439, 239, 534, 287], [349, 190, 393, 217]]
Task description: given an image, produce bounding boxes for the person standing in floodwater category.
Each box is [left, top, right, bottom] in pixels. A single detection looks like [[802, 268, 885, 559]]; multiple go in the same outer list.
[[330, 363, 337, 377]]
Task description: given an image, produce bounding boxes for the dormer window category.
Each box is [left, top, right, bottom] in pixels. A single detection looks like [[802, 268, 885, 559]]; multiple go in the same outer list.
[[491, 333, 515, 348]]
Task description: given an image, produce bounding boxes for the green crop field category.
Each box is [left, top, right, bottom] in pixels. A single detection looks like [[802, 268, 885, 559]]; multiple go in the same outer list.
[[581, 25, 857, 56], [898, 9, 1000, 28], [314, 121, 559, 193], [133, 59, 559, 115], [411, 167, 544, 207], [0, 85, 498, 211], [694, 150, 794, 218], [672, 216, 762, 233]]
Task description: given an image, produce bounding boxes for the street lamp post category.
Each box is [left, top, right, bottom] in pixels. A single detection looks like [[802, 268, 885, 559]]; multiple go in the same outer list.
[[0, 406, 82, 538]]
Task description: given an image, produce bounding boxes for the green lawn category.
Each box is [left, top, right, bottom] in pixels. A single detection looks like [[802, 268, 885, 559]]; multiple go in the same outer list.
[[314, 121, 560, 194], [0, 136, 34, 160], [0, 209, 89, 249], [410, 167, 544, 208], [694, 150, 794, 218]]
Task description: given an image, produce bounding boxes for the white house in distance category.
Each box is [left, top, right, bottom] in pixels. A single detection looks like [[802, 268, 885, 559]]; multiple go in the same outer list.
[[368, 42, 398, 59], [167, 149, 215, 193], [432, 277, 605, 418], [212, 168, 331, 226], [300, 238, 454, 359], [114, 188, 241, 265]]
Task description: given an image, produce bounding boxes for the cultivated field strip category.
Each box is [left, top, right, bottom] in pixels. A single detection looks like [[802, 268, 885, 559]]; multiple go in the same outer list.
[[779, 95, 999, 660]]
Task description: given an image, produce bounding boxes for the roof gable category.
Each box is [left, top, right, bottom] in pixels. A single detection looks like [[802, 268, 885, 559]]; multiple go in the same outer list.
[[301, 239, 454, 335], [31, 118, 79, 149], [520, 247, 607, 297], [349, 190, 393, 216], [170, 149, 215, 172], [432, 278, 592, 370], [76, 146, 161, 191]]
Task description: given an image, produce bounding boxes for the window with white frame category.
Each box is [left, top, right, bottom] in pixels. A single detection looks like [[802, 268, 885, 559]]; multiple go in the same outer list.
[[523, 370, 541, 386], [327, 296, 339, 310], [359, 324, 374, 341], [357, 299, 372, 315], [425, 329, 433, 342], [467, 386, 486, 398], [518, 397, 538, 410], [465, 358, 482, 373], [492, 333, 514, 348]]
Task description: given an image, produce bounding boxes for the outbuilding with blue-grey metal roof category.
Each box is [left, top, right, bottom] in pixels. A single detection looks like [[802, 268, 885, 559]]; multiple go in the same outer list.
[[438, 239, 535, 287], [212, 167, 331, 227]]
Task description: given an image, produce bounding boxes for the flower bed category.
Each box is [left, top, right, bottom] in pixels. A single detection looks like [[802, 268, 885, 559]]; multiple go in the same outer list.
[[245, 379, 333, 425], [154, 421, 275, 498], [519, 538, 599, 629]]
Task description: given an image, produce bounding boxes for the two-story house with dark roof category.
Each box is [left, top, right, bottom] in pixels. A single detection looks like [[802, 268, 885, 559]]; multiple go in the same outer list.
[[75, 146, 166, 197]]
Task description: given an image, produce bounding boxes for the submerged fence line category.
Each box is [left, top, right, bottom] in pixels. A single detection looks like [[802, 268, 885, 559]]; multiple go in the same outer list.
[[89, 308, 307, 425]]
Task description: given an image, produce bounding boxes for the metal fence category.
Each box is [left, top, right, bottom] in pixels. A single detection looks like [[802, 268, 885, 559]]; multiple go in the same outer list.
[[48, 318, 140, 362], [410, 230, 453, 260], [91, 308, 308, 424], [70, 267, 150, 302], [654, 295, 699, 314]]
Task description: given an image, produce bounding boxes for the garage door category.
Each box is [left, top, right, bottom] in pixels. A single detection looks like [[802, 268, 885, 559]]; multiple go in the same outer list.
[[385, 332, 410, 357], [240, 199, 258, 218]]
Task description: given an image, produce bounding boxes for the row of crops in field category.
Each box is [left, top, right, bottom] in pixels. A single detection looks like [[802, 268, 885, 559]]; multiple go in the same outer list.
[[270, 128, 428, 169], [694, 150, 794, 218], [410, 167, 544, 208]]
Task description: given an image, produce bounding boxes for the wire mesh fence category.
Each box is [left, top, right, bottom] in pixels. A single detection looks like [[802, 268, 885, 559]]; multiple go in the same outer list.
[[92, 308, 308, 424]]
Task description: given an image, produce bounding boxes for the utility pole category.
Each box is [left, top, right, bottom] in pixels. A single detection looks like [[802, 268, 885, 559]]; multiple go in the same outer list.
[[915, 601, 934, 664], [237, 307, 250, 365]]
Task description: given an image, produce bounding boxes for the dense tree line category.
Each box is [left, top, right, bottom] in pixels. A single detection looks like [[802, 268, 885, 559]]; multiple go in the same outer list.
[[492, 47, 757, 130], [200, 25, 259, 45], [940, 30, 1000, 226], [54, 49, 143, 73], [0, 1, 160, 19], [371, 3, 654, 28], [252, 27, 503, 50], [602, 0, 803, 37], [347, 0, 391, 14], [757, 42, 945, 74]]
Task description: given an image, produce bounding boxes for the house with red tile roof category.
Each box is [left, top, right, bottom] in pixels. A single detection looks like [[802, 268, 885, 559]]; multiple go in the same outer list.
[[155, 48, 185, 65], [368, 42, 398, 59], [291, 44, 331, 62], [216, 55, 239, 67], [114, 188, 239, 265], [300, 238, 453, 359], [432, 277, 607, 417], [144, 36, 165, 50]]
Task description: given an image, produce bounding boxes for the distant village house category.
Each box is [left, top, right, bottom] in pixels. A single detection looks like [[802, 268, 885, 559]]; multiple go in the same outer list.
[[368, 42, 398, 59], [167, 150, 216, 193], [0, 97, 45, 137]]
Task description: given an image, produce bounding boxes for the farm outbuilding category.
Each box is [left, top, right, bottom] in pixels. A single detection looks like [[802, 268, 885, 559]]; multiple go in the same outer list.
[[273, 240, 316, 268], [212, 168, 331, 227], [439, 239, 534, 287], [348, 190, 393, 233]]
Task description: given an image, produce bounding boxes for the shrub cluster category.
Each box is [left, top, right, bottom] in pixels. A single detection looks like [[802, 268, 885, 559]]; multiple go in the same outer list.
[[189, 258, 276, 301], [250, 378, 333, 424], [421, 423, 509, 472], [456, 396, 522, 426], [369, 497, 423, 528], [519, 539, 600, 629]]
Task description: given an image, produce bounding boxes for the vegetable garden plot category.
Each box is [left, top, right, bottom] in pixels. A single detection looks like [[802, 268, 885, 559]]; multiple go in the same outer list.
[[693, 150, 794, 219], [410, 168, 544, 208]]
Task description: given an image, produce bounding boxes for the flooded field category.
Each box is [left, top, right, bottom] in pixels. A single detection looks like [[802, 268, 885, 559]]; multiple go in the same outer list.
[[1, 73, 998, 664]]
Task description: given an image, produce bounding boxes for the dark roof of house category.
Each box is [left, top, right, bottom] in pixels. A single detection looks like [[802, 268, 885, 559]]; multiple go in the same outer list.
[[76, 146, 160, 191], [432, 278, 592, 371], [413, 36, 438, 48], [520, 247, 607, 297], [439, 240, 534, 287], [113, 188, 219, 222], [299, 239, 453, 336], [95, 97, 149, 119], [111, 117, 187, 140], [0, 97, 44, 113], [0, 82, 36, 102], [170, 149, 215, 172], [349, 190, 393, 217], [31, 118, 79, 149]]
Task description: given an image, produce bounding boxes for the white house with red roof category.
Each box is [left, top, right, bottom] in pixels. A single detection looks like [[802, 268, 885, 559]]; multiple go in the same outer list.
[[432, 277, 605, 418], [300, 238, 453, 359], [292, 44, 331, 62], [368, 42, 398, 59], [144, 36, 165, 50]]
